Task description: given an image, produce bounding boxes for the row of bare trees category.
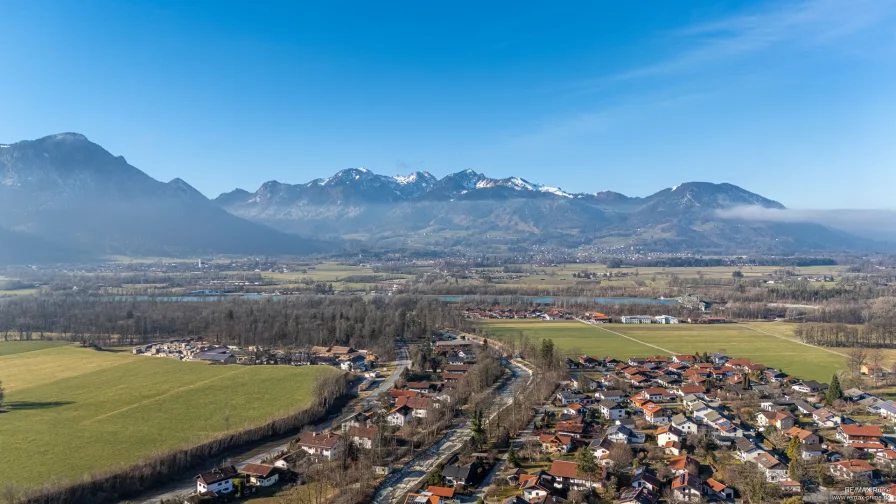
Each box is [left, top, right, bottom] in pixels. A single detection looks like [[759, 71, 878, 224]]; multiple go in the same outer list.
[[0, 295, 471, 359]]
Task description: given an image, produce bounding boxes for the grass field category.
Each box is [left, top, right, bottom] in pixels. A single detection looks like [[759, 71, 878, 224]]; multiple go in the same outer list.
[[481, 320, 845, 382], [0, 340, 68, 356], [0, 342, 339, 489]]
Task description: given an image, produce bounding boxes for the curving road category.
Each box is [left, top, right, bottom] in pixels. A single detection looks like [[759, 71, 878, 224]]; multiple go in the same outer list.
[[371, 359, 532, 504]]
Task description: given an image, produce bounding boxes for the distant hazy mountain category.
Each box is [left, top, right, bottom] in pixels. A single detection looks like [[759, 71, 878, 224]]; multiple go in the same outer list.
[[0, 226, 92, 265], [0, 133, 329, 262], [216, 170, 875, 253]]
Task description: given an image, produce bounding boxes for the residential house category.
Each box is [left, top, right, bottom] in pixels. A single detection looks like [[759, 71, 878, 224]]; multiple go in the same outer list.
[[642, 403, 669, 424], [641, 388, 678, 402], [556, 419, 586, 438], [756, 410, 796, 431], [829, 460, 875, 481], [812, 408, 841, 427], [406, 381, 432, 393], [297, 432, 343, 460], [589, 437, 614, 465], [837, 424, 883, 445], [784, 426, 820, 446], [671, 414, 700, 435], [347, 426, 378, 449], [879, 401, 896, 422], [876, 450, 896, 468], [677, 385, 706, 398], [607, 422, 646, 444], [672, 472, 703, 502], [657, 425, 685, 447], [387, 405, 413, 427], [519, 472, 555, 500], [793, 400, 816, 415], [556, 391, 588, 405], [754, 452, 788, 482], [241, 463, 280, 487], [549, 460, 603, 490], [619, 487, 659, 504], [196, 465, 238, 495], [735, 438, 762, 462], [861, 396, 887, 414], [780, 480, 802, 495], [655, 315, 679, 324], [668, 455, 700, 476], [539, 433, 574, 453], [397, 395, 434, 418], [599, 399, 626, 420], [564, 403, 587, 416], [791, 380, 828, 394], [704, 478, 734, 501], [442, 462, 479, 486], [341, 411, 371, 432], [861, 364, 884, 376], [843, 388, 867, 401], [339, 354, 367, 372], [595, 389, 625, 402], [631, 467, 663, 493], [426, 486, 456, 501]]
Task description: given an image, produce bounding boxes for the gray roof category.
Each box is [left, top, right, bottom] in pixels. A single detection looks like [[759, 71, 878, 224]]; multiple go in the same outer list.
[[199, 352, 234, 361], [735, 437, 757, 452], [671, 414, 693, 425], [880, 401, 896, 415], [608, 424, 633, 437], [442, 462, 477, 480], [600, 399, 624, 409]]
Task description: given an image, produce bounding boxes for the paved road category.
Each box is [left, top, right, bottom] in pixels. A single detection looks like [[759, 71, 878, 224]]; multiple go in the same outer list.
[[470, 364, 538, 503], [128, 344, 411, 504], [371, 359, 532, 504]]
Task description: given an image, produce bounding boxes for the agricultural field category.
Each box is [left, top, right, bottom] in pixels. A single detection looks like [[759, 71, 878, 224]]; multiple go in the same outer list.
[[0, 340, 68, 356], [481, 319, 845, 382], [0, 342, 339, 489], [471, 262, 844, 288]]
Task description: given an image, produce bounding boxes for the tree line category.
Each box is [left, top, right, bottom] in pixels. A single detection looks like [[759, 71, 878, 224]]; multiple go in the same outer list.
[[0, 295, 471, 360]]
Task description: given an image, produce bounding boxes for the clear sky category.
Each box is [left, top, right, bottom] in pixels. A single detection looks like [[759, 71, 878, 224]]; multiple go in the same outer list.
[[2, 0, 895, 208]]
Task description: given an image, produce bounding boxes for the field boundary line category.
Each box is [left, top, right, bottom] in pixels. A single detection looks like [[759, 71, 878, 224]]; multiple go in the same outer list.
[[741, 323, 849, 358], [576, 319, 675, 355], [84, 366, 251, 424]]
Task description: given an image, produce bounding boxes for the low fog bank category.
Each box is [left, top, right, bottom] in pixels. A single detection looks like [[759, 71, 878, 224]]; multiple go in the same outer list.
[[717, 206, 896, 243]]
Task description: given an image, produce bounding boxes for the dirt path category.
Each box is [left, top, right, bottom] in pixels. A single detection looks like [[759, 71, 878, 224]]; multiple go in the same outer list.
[[577, 319, 676, 355]]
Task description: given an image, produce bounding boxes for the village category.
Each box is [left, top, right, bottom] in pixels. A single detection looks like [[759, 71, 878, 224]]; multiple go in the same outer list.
[[180, 334, 497, 504], [465, 351, 896, 504], [171, 322, 896, 504], [463, 307, 729, 325], [133, 339, 373, 372]]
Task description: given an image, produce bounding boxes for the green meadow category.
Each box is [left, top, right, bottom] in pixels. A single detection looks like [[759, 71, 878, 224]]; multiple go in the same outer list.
[[481, 320, 844, 382], [0, 342, 339, 489]]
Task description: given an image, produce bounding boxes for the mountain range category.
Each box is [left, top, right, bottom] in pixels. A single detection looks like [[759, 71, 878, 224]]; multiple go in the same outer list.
[[0, 133, 880, 264], [215, 167, 868, 254]]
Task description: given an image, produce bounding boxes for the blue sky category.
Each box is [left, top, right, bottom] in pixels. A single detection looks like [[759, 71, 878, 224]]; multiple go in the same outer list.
[[2, 0, 895, 208]]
